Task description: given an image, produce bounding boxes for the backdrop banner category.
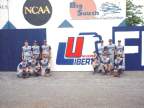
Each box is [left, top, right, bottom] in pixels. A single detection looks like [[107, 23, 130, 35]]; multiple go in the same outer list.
[[2, 0, 143, 71]]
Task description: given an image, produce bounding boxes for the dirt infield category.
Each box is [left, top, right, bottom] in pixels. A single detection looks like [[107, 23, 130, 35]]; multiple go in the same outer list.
[[0, 71, 144, 108]]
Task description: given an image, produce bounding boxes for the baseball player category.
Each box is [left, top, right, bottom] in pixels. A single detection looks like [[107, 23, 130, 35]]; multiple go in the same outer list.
[[115, 40, 124, 56], [101, 46, 112, 75], [16, 60, 29, 78], [113, 54, 124, 77], [41, 40, 51, 59], [107, 39, 116, 68], [115, 40, 125, 70], [27, 56, 38, 76], [92, 52, 104, 74], [40, 57, 51, 76], [98, 40, 104, 57], [32, 40, 40, 60], [34, 62, 41, 76], [22, 41, 32, 62]]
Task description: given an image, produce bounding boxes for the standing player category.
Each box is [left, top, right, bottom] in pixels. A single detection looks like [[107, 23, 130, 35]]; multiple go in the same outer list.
[[22, 41, 32, 62], [115, 40, 124, 56], [98, 40, 104, 57], [115, 40, 125, 70], [41, 40, 50, 59], [107, 39, 116, 68], [32, 40, 40, 60]]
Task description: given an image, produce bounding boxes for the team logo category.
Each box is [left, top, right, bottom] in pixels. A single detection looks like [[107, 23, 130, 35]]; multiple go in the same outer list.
[[56, 32, 102, 65], [70, 0, 97, 20], [100, 2, 122, 16], [23, 0, 52, 26]]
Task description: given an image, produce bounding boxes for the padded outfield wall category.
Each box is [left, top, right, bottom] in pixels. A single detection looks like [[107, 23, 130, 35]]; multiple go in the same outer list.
[[0, 0, 144, 71]]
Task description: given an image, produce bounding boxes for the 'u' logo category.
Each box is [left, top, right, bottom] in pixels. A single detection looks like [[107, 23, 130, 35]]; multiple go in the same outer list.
[[65, 37, 84, 57]]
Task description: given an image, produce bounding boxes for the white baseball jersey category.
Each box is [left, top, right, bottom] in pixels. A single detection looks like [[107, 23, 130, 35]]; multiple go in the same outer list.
[[116, 45, 124, 55], [29, 59, 37, 68], [41, 59, 49, 68], [32, 45, 40, 55], [114, 58, 123, 69], [98, 45, 104, 55], [17, 62, 27, 70], [101, 56, 110, 64], [42, 45, 50, 54], [107, 44, 115, 55], [101, 50, 110, 63], [22, 46, 32, 57]]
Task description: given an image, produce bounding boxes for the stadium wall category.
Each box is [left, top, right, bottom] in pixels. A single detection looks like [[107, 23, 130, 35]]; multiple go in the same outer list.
[[0, 0, 144, 71]]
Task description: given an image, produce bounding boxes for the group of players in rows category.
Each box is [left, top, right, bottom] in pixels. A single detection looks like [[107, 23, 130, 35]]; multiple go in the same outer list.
[[16, 39, 124, 78], [16, 40, 51, 78], [92, 39, 125, 77]]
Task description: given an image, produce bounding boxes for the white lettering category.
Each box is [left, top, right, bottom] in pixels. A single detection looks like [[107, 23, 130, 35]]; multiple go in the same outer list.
[[115, 31, 139, 54]]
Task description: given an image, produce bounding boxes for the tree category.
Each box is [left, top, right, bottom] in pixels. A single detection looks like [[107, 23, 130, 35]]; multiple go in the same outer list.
[[126, 0, 144, 26]]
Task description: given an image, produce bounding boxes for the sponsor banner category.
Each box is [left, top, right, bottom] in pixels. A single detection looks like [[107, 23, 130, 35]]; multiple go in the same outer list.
[[70, 0, 126, 20], [5, 0, 126, 28]]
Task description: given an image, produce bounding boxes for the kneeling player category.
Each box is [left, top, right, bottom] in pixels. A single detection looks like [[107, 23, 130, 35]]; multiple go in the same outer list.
[[113, 55, 124, 77], [28, 56, 41, 76], [33, 62, 41, 76], [40, 57, 51, 76], [101, 47, 112, 75], [92, 52, 104, 74], [17, 60, 29, 78]]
